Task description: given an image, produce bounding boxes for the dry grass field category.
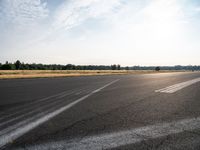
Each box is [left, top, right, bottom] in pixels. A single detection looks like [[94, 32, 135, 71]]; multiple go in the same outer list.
[[0, 70, 187, 79]]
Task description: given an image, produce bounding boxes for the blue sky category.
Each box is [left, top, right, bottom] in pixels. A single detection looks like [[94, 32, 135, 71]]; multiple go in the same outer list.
[[0, 0, 200, 66]]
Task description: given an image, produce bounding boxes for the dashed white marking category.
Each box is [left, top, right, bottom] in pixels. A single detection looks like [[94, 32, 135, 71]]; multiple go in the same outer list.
[[155, 77, 200, 93], [0, 79, 119, 148], [20, 117, 200, 150]]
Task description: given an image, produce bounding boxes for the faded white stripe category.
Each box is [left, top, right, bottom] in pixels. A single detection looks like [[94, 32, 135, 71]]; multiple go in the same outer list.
[[20, 117, 200, 150], [0, 79, 119, 148], [155, 77, 200, 93]]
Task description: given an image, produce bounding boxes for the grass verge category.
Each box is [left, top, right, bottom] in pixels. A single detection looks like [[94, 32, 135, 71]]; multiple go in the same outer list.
[[0, 70, 188, 79]]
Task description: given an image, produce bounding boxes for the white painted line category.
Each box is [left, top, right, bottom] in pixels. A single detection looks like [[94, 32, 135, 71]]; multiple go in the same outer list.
[[21, 117, 200, 150], [0, 79, 119, 148], [155, 77, 200, 93]]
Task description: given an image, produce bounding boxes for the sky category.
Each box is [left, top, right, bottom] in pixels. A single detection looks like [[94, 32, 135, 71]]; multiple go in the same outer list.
[[0, 0, 200, 66]]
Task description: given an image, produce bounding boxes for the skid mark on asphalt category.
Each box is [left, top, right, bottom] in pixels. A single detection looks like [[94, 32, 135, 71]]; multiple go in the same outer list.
[[0, 79, 119, 148], [0, 94, 75, 130], [18, 117, 200, 150], [155, 77, 200, 93], [0, 90, 75, 120]]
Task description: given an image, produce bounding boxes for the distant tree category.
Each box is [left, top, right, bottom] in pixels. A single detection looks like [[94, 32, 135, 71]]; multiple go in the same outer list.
[[14, 60, 21, 70], [72, 65, 76, 70], [1, 64, 11, 70], [1, 61, 12, 70], [111, 64, 117, 70], [117, 64, 121, 70], [125, 66, 129, 70], [64, 64, 74, 70], [155, 67, 160, 71]]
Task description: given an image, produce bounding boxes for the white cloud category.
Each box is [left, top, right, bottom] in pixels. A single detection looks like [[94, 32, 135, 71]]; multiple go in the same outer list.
[[142, 0, 184, 21], [52, 0, 122, 31], [195, 7, 200, 12], [0, 0, 49, 55], [0, 0, 48, 27], [8, 0, 124, 49]]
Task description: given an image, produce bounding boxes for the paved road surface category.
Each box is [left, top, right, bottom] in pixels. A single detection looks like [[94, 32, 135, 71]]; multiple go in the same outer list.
[[0, 72, 200, 150]]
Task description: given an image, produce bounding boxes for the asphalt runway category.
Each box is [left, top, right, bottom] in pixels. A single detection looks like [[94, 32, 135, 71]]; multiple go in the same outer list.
[[0, 72, 200, 150]]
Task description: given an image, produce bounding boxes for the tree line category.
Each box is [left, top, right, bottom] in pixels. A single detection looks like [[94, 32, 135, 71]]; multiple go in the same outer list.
[[0, 61, 121, 70], [128, 65, 200, 71], [0, 60, 200, 71]]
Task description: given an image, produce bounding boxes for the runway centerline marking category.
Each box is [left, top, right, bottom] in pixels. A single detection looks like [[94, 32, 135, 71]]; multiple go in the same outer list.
[[155, 77, 200, 93], [18, 117, 200, 150], [0, 79, 119, 148]]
